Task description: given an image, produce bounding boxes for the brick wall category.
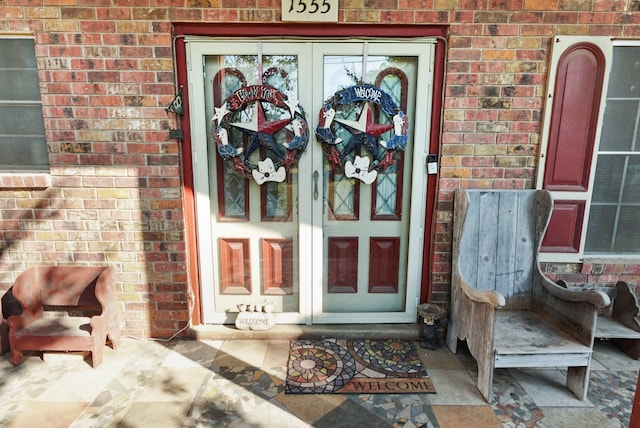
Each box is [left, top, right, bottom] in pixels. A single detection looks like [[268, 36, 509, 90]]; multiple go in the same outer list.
[[1, 4, 186, 338], [0, 1, 639, 335]]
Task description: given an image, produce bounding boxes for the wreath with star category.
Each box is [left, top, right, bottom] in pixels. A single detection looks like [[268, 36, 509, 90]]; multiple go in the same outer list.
[[315, 84, 408, 184], [212, 84, 309, 185]]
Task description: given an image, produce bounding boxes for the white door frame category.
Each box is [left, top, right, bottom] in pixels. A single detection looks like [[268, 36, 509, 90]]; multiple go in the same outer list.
[[186, 38, 434, 324]]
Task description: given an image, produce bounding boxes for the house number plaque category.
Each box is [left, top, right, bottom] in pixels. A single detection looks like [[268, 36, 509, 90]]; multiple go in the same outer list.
[[281, 0, 338, 22]]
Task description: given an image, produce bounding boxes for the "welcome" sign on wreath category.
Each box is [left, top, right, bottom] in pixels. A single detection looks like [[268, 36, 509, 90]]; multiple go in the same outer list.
[[212, 84, 309, 185], [315, 84, 408, 184]]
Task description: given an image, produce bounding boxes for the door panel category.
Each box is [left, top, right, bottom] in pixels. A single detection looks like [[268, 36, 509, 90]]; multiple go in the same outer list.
[[189, 42, 312, 324], [311, 43, 434, 323], [188, 39, 434, 324]]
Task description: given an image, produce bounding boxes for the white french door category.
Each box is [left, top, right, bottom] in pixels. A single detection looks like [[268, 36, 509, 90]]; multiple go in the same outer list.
[[187, 39, 434, 324]]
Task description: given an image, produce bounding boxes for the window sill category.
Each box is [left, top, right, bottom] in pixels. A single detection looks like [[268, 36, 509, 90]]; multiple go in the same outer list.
[[539, 252, 583, 264], [0, 173, 51, 190], [584, 256, 640, 264]]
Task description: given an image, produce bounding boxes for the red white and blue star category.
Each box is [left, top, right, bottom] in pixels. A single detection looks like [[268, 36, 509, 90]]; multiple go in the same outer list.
[[213, 85, 309, 184]]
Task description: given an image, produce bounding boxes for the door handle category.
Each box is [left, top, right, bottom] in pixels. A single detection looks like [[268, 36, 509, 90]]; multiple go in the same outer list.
[[313, 170, 319, 200]]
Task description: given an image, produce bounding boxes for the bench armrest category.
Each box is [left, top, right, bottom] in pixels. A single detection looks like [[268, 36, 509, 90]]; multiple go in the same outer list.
[[535, 271, 607, 345], [541, 275, 610, 307]]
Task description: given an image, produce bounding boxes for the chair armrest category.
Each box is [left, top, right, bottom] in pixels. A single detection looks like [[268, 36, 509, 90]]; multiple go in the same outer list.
[[458, 277, 506, 308], [7, 314, 29, 334], [536, 273, 607, 345], [540, 275, 610, 307]]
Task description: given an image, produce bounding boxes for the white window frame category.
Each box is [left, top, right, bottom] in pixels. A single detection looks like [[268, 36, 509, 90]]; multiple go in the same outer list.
[[0, 35, 49, 174], [537, 36, 640, 262]]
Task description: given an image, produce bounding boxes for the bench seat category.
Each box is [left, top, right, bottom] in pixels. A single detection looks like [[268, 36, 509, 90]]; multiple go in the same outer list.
[[559, 280, 640, 359], [596, 316, 640, 340], [495, 311, 591, 368], [14, 315, 92, 338]]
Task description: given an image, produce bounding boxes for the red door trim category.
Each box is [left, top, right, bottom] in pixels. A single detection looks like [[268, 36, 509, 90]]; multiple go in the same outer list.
[[174, 24, 448, 324]]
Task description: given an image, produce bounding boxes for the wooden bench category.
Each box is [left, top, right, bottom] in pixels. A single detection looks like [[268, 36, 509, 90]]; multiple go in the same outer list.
[[559, 280, 640, 360], [7, 266, 121, 368], [447, 189, 610, 402]]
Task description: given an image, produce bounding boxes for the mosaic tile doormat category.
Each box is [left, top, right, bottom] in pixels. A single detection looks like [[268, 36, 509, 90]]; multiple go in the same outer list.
[[285, 339, 436, 394]]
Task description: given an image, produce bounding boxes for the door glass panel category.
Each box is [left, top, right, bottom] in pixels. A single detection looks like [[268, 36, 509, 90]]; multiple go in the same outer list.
[[374, 70, 408, 220], [203, 53, 301, 316], [321, 53, 418, 313]]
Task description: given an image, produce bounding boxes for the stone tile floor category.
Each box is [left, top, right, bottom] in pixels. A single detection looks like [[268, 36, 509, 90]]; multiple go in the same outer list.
[[0, 337, 637, 427]]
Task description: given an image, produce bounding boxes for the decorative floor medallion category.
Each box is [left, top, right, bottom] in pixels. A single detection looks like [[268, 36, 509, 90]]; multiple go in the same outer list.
[[285, 339, 435, 394]]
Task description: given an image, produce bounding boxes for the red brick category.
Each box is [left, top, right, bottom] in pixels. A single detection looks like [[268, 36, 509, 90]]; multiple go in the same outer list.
[[617, 12, 640, 24], [624, 26, 640, 36], [475, 11, 510, 23], [464, 109, 499, 121], [511, 11, 544, 22], [48, 45, 83, 57], [520, 24, 555, 35], [524, 0, 558, 9], [79, 20, 115, 33], [381, 10, 415, 22], [132, 8, 169, 20], [588, 24, 624, 35], [593, 0, 627, 11], [448, 48, 483, 61], [544, 11, 579, 23], [579, 12, 615, 23], [203, 9, 239, 21], [60, 7, 95, 19], [451, 23, 484, 35], [96, 7, 132, 20]]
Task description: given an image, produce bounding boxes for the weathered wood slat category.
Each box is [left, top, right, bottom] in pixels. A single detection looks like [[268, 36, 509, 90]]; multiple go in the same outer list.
[[495, 353, 591, 368]]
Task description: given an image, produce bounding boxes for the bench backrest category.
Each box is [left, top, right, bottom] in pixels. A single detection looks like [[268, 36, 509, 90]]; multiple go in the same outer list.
[[39, 266, 107, 306], [455, 189, 552, 310], [13, 266, 109, 311]]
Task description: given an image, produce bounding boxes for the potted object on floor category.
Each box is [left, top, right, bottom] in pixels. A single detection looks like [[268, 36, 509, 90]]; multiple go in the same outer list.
[[417, 303, 446, 350]]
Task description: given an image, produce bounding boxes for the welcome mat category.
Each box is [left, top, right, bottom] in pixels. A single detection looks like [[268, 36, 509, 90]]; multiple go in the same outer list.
[[285, 339, 435, 394]]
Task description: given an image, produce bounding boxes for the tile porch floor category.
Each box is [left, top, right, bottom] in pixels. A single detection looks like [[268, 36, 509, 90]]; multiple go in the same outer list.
[[0, 337, 637, 427]]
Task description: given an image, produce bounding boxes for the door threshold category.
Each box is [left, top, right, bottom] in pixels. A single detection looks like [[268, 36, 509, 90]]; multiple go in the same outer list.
[[191, 323, 421, 341]]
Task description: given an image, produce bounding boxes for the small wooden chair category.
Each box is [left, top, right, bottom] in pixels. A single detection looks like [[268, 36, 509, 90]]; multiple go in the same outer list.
[[7, 266, 121, 367], [446, 189, 610, 401]]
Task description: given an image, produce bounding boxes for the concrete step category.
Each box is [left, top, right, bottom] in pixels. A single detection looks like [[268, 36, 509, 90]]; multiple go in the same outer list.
[[191, 323, 421, 341]]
